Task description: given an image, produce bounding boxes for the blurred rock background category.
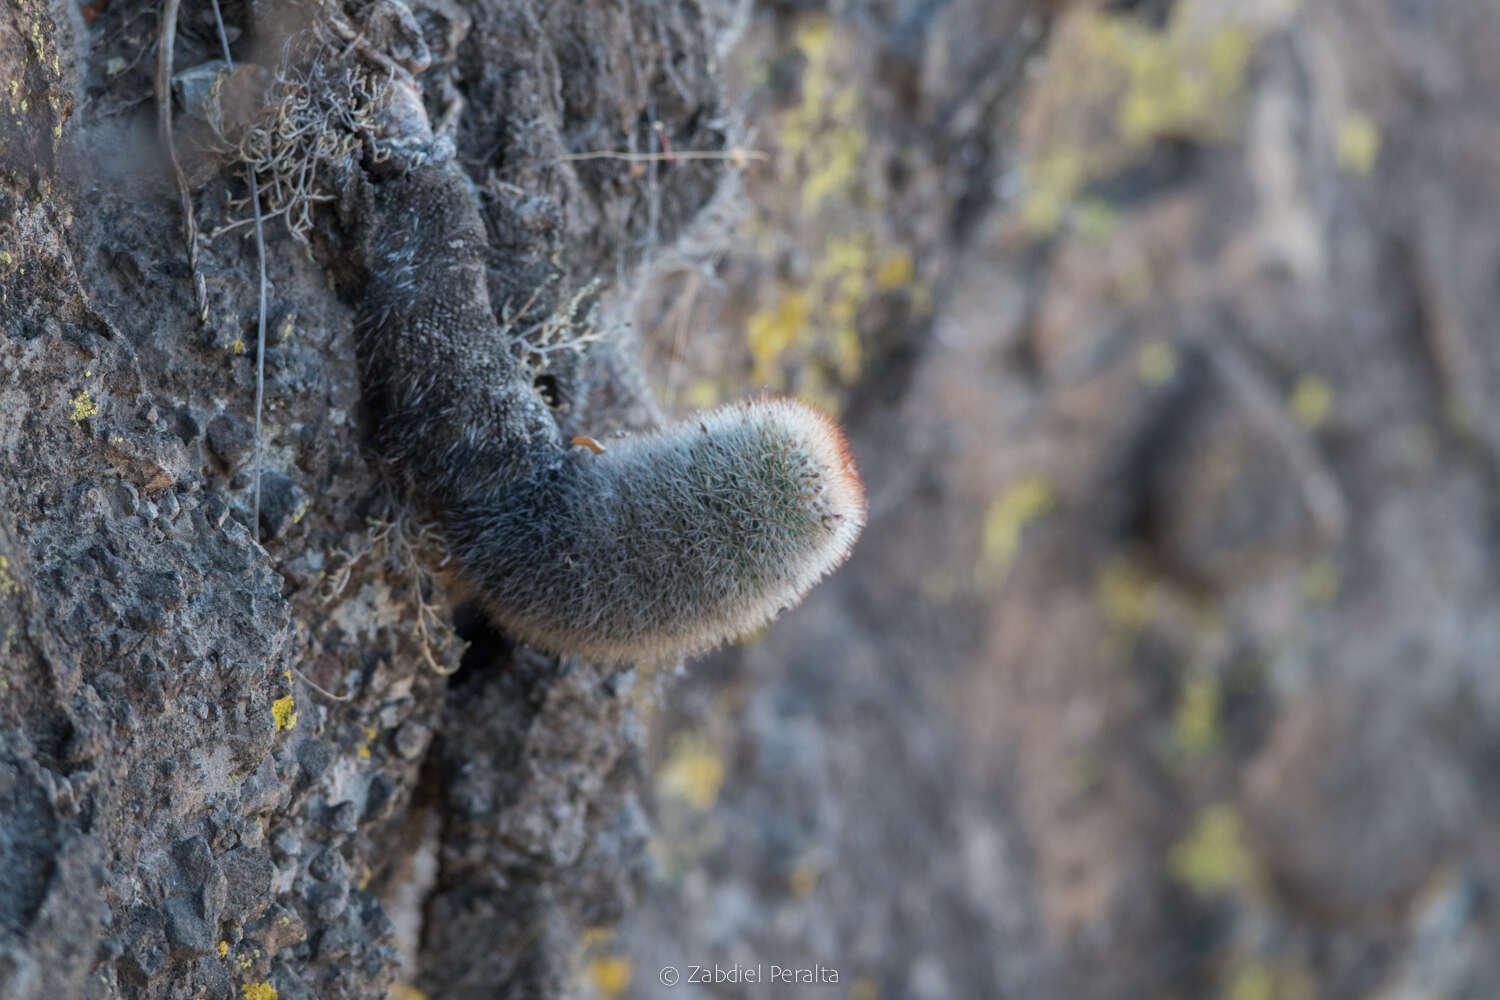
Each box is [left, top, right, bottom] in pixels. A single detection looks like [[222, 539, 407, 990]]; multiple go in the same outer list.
[[616, 1, 1500, 997], [3, 0, 1499, 998]]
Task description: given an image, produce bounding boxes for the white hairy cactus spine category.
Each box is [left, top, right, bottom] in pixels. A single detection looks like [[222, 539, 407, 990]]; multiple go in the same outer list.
[[448, 397, 866, 664]]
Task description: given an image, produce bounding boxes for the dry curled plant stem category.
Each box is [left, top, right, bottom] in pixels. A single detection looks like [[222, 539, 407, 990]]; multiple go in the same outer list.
[[388, 516, 460, 675], [213, 38, 387, 244], [506, 277, 607, 373], [557, 148, 768, 164], [319, 514, 459, 675], [291, 664, 353, 702], [381, 515, 455, 673], [325, 14, 415, 85], [412, 597, 459, 676], [206, 200, 332, 242]]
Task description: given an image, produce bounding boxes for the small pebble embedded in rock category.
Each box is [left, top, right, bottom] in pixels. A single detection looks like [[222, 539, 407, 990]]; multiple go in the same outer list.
[[257, 471, 310, 540], [206, 413, 254, 471]]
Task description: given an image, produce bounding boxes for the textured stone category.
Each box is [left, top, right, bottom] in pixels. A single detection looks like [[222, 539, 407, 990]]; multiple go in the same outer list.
[[205, 413, 254, 471], [256, 472, 309, 541]]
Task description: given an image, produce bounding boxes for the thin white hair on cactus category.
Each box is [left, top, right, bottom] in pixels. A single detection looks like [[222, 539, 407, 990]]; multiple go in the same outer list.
[[448, 397, 866, 664]]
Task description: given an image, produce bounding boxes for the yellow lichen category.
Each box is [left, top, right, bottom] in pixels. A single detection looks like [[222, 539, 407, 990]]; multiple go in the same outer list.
[[69, 390, 98, 422], [1120, 20, 1253, 142], [1226, 959, 1316, 1000], [1336, 112, 1380, 175], [1136, 338, 1179, 385], [802, 125, 864, 214], [874, 249, 913, 291], [831, 326, 862, 381], [1288, 374, 1333, 429], [1074, 198, 1120, 241], [1020, 6, 1263, 233], [795, 17, 831, 65], [1172, 674, 1221, 755], [976, 476, 1054, 585], [1021, 148, 1083, 233], [739, 13, 923, 404], [358, 726, 377, 760], [816, 235, 868, 287], [657, 735, 724, 812], [747, 289, 809, 385], [1227, 962, 1276, 1000], [1301, 559, 1340, 604], [575, 924, 633, 996], [387, 986, 428, 1000], [240, 984, 277, 1000], [683, 378, 721, 408], [271, 695, 297, 732], [1169, 803, 1256, 895], [787, 863, 819, 897], [1097, 557, 1152, 629], [587, 956, 632, 999], [217, 941, 229, 959]]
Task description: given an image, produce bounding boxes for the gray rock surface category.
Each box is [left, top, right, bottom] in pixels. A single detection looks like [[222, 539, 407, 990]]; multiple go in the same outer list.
[[1, 0, 728, 996]]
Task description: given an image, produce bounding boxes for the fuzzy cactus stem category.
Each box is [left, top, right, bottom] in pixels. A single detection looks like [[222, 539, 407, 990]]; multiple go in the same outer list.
[[357, 109, 865, 664], [448, 398, 865, 664]]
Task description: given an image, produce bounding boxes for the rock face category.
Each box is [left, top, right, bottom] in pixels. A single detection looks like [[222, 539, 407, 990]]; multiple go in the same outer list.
[[5, 0, 1500, 999], [1, 0, 730, 996], [612, 2, 1500, 998]]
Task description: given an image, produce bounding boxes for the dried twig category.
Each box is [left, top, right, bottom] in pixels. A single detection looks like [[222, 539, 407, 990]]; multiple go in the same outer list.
[[212, 40, 385, 244], [207, 0, 270, 534], [325, 14, 416, 85], [381, 514, 459, 676], [206, 200, 329, 242], [558, 148, 768, 165], [291, 663, 353, 702], [154, 0, 209, 323], [506, 277, 607, 373], [319, 515, 460, 676]]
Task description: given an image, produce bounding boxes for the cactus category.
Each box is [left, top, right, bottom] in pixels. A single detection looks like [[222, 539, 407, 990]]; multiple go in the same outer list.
[[355, 94, 865, 664], [447, 397, 865, 663]]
